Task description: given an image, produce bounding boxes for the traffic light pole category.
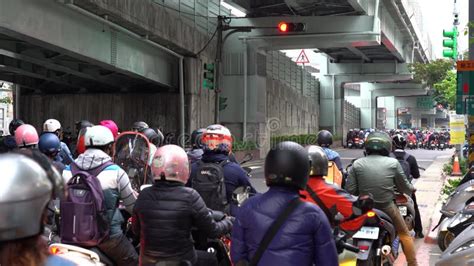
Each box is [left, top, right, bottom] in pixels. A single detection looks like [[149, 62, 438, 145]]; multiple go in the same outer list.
[[214, 17, 223, 124]]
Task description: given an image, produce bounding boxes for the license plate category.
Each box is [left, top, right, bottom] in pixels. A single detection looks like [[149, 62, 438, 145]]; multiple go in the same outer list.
[[399, 206, 407, 216], [353, 226, 380, 240]]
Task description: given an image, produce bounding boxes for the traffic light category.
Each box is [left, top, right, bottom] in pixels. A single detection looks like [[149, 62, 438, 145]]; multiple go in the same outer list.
[[203, 63, 215, 89], [442, 27, 458, 59], [277, 22, 306, 33], [219, 96, 228, 111]]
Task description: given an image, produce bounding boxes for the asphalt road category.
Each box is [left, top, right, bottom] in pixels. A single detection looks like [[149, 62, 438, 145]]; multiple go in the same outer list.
[[245, 147, 454, 193]]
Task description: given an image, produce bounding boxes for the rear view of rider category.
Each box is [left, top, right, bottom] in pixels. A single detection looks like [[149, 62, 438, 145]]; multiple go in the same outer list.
[[392, 134, 423, 238], [0, 153, 74, 266], [317, 130, 344, 173], [0, 119, 24, 153], [231, 141, 338, 266], [346, 132, 417, 266], [43, 119, 74, 165], [15, 124, 39, 150], [39, 132, 65, 174], [63, 125, 138, 265], [132, 144, 233, 266], [189, 124, 256, 215]]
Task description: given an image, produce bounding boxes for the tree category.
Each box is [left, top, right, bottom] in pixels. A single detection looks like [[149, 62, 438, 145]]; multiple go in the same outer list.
[[0, 96, 11, 104], [433, 71, 456, 109], [409, 59, 453, 87]]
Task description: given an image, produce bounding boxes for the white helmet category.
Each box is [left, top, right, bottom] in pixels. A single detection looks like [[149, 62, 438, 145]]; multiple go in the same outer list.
[[43, 119, 61, 133], [84, 125, 114, 147], [202, 124, 233, 153]]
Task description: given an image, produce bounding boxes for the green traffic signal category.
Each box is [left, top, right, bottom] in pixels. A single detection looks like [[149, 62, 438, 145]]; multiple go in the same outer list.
[[443, 50, 455, 58], [443, 29, 456, 38], [219, 96, 228, 111], [442, 27, 457, 59], [442, 39, 454, 47], [203, 62, 215, 89]]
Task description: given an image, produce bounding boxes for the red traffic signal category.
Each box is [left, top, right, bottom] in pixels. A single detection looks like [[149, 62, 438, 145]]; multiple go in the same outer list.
[[277, 22, 306, 33]]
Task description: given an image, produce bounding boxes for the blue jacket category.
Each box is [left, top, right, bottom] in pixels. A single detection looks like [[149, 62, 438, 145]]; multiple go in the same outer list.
[[189, 152, 256, 214], [231, 187, 338, 266]]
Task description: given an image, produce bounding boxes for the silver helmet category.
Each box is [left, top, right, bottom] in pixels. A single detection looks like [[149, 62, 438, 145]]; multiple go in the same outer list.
[[0, 153, 55, 241], [306, 145, 329, 177]]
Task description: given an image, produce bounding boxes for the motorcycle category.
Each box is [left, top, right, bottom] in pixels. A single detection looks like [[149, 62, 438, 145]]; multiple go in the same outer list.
[[436, 223, 474, 266], [407, 141, 416, 150], [395, 192, 416, 232], [354, 137, 364, 149], [444, 201, 474, 243], [347, 139, 354, 149], [438, 141, 446, 151], [429, 140, 437, 150], [434, 169, 474, 251]]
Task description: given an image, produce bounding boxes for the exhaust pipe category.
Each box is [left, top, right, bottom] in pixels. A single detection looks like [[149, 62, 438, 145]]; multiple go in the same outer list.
[[381, 245, 396, 263]]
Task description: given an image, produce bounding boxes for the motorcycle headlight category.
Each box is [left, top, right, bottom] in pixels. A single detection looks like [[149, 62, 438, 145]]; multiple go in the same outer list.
[[451, 240, 474, 254], [449, 213, 473, 228]]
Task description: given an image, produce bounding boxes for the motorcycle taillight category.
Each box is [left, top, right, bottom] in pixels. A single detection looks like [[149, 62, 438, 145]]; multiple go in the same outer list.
[[395, 194, 408, 204]]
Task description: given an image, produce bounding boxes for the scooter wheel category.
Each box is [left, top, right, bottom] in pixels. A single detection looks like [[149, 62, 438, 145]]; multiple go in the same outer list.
[[437, 230, 455, 251]]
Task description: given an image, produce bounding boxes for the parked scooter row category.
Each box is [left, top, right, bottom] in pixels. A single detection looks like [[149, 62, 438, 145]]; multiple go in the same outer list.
[[435, 168, 474, 265]]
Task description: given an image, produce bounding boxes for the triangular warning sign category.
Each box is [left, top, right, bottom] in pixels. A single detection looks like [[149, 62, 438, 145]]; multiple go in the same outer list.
[[296, 49, 310, 64]]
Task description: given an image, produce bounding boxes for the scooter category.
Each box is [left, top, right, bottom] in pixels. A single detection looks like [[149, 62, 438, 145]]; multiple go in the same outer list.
[[347, 139, 354, 149], [438, 141, 446, 151], [395, 192, 416, 232], [436, 223, 474, 266], [407, 141, 416, 150], [444, 200, 474, 243]]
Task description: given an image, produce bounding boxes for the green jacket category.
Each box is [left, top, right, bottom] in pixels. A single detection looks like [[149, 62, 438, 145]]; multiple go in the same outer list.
[[346, 154, 414, 205]]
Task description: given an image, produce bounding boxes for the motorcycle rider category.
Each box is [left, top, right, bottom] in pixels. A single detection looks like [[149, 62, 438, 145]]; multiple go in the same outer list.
[[63, 125, 138, 265], [188, 128, 206, 163], [131, 121, 149, 132], [0, 152, 74, 266], [189, 124, 256, 215], [74, 120, 93, 156], [346, 129, 354, 147], [15, 124, 39, 149], [43, 118, 74, 164], [132, 144, 233, 266], [391, 134, 423, 238], [231, 141, 338, 266], [0, 119, 24, 153], [100, 119, 120, 139], [141, 127, 164, 165], [38, 132, 66, 174], [317, 130, 344, 173], [346, 132, 417, 266], [407, 130, 417, 147]]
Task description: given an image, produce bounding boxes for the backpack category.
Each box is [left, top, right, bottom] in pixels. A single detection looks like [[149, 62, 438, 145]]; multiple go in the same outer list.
[[60, 161, 113, 246], [192, 160, 229, 212], [391, 150, 411, 182], [325, 161, 343, 187]]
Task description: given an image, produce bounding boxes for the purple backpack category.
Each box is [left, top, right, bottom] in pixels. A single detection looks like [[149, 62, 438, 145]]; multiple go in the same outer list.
[[60, 161, 113, 246]]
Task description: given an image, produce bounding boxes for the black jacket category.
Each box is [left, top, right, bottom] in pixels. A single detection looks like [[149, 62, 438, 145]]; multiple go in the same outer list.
[[132, 181, 232, 264]]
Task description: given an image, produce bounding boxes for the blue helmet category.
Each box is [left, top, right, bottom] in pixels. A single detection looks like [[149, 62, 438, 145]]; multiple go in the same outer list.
[[38, 133, 61, 156]]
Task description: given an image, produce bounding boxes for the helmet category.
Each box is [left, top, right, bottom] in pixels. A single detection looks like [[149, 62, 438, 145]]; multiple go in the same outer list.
[[142, 128, 163, 147], [75, 120, 93, 131], [131, 121, 149, 132], [84, 125, 114, 147], [151, 144, 190, 184], [317, 130, 333, 147], [99, 120, 119, 138], [202, 124, 232, 154], [38, 133, 61, 156], [8, 119, 24, 136], [365, 131, 392, 156], [0, 153, 63, 241], [43, 119, 61, 133], [392, 134, 407, 150], [306, 145, 329, 177], [191, 128, 206, 149], [264, 141, 309, 189], [15, 124, 39, 148]]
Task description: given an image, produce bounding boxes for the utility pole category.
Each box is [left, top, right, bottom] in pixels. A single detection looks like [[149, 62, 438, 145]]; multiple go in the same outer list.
[[214, 16, 223, 124]]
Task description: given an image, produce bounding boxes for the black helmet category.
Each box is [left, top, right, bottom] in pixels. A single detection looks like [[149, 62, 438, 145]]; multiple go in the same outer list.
[[317, 130, 333, 147], [264, 141, 309, 189], [9, 119, 25, 136], [365, 131, 392, 156], [191, 128, 206, 149], [75, 120, 93, 133], [306, 145, 328, 177], [392, 134, 407, 150], [131, 121, 149, 132], [142, 128, 163, 147]]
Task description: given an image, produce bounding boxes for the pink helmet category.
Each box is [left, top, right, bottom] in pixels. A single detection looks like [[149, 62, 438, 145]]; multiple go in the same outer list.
[[151, 144, 190, 184], [99, 120, 119, 139], [15, 124, 39, 148]]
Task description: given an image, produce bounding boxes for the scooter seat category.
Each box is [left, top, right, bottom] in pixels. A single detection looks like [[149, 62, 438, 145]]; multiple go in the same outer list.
[[374, 208, 393, 224]]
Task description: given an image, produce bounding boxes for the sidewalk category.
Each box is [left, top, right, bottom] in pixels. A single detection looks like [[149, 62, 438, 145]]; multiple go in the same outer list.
[[395, 154, 451, 266]]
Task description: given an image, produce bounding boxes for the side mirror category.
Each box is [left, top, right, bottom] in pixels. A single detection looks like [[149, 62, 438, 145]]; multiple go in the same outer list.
[[240, 153, 253, 165], [352, 194, 374, 216], [232, 186, 251, 206]]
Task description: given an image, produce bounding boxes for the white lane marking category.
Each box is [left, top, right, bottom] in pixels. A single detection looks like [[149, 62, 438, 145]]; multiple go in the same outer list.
[[249, 166, 261, 170]]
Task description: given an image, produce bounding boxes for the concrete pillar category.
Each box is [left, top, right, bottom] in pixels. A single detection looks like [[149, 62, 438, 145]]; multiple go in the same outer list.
[[319, 75, 344, 135], [360, 83, 376, 128]]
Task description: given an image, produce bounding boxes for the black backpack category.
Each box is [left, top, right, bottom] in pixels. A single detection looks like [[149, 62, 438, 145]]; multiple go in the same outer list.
[[192, 160, 229, 212], [391, 150, 412, 182]]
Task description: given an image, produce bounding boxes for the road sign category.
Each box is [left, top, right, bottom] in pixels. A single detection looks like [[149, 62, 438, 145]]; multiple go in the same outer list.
[[296, 50, 310, 64], [457, 60, 474, 71], [450, 114, 465, 145]]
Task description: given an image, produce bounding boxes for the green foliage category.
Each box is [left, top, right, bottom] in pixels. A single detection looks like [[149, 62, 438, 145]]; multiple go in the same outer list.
[[232, 140, 257, 151], [442, 162, 453, 175], [433, 71, 456, 109], [0, 97, 11, 104], [442, 178, 462, 197], [409, 59, 453, 87]]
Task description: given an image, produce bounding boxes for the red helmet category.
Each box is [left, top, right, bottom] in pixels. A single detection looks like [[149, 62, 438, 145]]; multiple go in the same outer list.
[[151, 144, 190, 184], [99, 120, 119, 139], [15, 124, 39, 148]]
